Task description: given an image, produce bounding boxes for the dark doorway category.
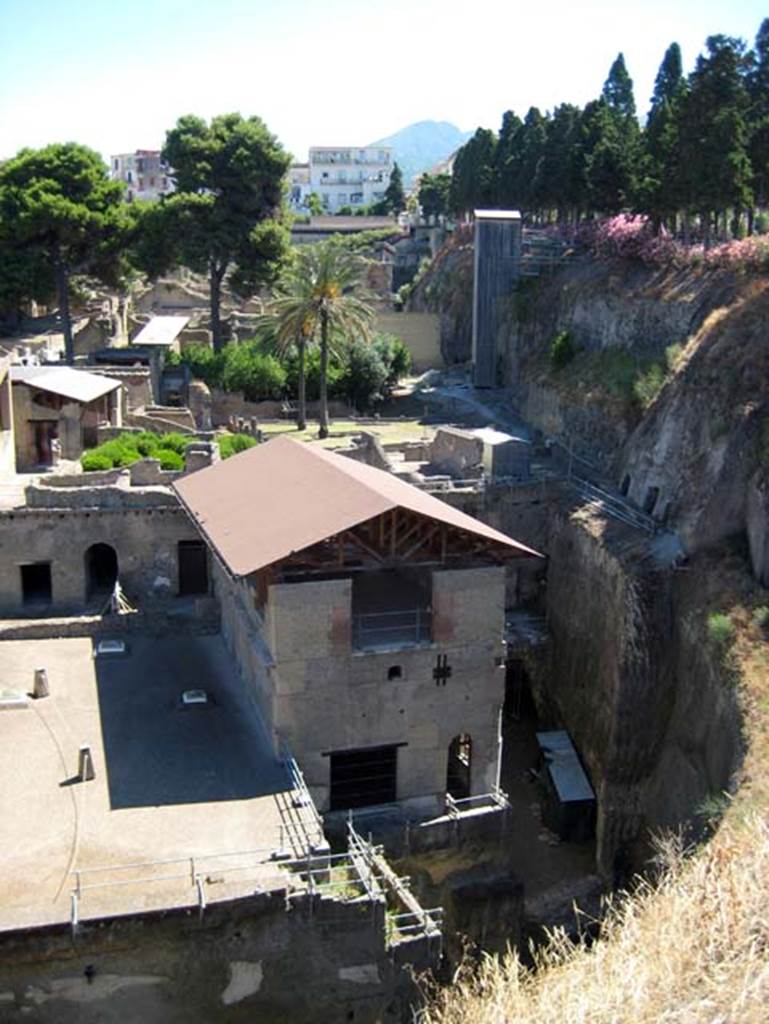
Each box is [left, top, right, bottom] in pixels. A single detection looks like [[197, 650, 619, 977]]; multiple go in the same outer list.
[[178, 540, 209, 596], [20, 562, 52, 606], [643, 486, 660, 515], [85, 543, 118, 599], [33, 421, 58, 465], [328, 745, 399, 810], [505, 658, 535, 721], [446, 733, 472, 800]]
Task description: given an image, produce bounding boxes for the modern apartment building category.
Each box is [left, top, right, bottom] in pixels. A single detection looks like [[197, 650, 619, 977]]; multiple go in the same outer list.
[[306, 146, 393, 213], [110, 150, 174, 202]]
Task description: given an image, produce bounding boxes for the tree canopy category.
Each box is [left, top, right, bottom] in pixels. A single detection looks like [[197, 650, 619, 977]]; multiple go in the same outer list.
[[446, 19, 769, 239], [0, 143, 126, 358], [137, 113, 291, 352]]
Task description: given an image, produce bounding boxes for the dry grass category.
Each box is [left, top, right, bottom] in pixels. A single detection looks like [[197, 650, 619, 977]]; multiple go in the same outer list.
[[421, 817, 769, 1024], [259, 418, 434, 448], [423, 549, 769, 1024]]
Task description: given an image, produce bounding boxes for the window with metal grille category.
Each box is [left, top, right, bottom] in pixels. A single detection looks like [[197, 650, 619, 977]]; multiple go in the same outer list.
[[328, 745, 399, 810]]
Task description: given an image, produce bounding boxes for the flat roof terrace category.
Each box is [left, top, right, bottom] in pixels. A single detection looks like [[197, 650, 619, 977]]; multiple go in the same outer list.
[[0, 636, 318, 931]]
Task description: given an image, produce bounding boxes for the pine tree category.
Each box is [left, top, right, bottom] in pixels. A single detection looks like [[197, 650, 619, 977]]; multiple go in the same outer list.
[[679, 35, 753, 239], [449, 129, 498, 216], [539, 104, 583, 226], [383, 162, 406, 215], [642, 43, 687, 230], [586, 53, 641, 212], [494, 110, 523, 207], [748, 19, 769, 220]]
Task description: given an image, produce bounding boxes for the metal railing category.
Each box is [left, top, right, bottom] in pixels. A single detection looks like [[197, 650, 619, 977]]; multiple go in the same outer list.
[[445, 786, 509, 819], [352, 608, 432, 650]]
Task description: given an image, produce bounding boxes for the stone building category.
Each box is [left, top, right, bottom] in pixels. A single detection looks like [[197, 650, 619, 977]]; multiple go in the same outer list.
[[175, 436, 540, 816], [110, 149, 174, 202], [10, 366, 122, 470], [307, 146, 393, 213]]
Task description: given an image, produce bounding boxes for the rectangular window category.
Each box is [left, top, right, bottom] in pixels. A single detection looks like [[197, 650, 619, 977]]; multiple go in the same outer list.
[[20, 563, 52, 606], [328, 744, 399, 810]]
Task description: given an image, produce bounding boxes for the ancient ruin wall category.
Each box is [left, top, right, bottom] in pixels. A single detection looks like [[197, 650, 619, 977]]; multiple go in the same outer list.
[[544, 507, 744, 875], [0, 890, 429, 1024]]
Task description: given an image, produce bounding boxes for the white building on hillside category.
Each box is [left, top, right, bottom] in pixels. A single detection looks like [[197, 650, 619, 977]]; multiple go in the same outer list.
[[306, 146, 393, 213], [110, 150, 174, 203]]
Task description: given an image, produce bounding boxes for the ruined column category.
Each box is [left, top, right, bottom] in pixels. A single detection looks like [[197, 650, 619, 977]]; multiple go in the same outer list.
[[32, 668, 49, 699], [78, 745, 95, 782]]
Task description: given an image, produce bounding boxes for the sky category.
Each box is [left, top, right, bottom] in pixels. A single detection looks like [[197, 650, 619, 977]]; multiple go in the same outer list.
[[0, 0, 766, 164]]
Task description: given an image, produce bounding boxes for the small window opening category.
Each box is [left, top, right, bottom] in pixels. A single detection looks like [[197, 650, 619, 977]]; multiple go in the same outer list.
[[21, 563, 52, 606], [643, 486, 660, 515], [387, 665, 402, 680]]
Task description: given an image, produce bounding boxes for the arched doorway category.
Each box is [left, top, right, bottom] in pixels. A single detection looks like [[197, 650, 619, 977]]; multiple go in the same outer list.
[[85, 543, 118, 600], [446, 733, 472, 801]]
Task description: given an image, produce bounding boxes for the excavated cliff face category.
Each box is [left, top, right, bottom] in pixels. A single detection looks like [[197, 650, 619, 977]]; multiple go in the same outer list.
[[618, 282, 769, 564], [497, 258, 769, 577], [545, 506, 745, 876]]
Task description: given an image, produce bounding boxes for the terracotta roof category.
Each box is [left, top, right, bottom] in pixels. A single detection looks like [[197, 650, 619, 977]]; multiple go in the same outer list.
[[10, 366, 121, 403], [174, 436, 541, 577]]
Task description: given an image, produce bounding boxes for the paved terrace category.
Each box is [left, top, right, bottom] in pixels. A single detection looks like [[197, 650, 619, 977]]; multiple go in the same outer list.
[[0, 635, 319, 930]]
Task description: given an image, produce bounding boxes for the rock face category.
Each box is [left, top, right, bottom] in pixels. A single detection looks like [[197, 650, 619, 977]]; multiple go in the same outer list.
[[544, 506, 745, 876], [456, 251, 769, 568], [747, 469, 769, 586], [617, 282, 769, 553]]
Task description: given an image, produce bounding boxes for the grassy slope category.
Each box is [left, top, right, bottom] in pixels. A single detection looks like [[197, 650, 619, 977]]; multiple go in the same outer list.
[[424, 546, 769, 1023]]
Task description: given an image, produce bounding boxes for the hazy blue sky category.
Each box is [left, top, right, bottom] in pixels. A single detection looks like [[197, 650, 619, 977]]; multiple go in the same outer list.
[[0, 0, 766, 163]]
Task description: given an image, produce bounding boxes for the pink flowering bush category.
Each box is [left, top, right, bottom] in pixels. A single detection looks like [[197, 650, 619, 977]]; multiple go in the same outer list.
[[583, 214, 769, 272]]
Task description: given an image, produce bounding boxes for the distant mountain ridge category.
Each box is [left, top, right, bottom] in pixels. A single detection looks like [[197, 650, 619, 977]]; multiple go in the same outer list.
[[368, 120, 471, 186]]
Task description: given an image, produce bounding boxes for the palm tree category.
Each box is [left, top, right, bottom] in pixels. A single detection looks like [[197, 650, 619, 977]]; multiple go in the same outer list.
[[267, 242, 374, 437]]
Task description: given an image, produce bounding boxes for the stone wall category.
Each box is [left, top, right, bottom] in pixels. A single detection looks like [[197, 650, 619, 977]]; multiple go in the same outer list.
[[265, 566, 507, 815], [0, 888, 430, 1023], [90, 367, 151, 413], [209, 389, 351, 427], [0, 505, 204, 614], [213, 559, 276, 747], [375, 311, 442, 372]]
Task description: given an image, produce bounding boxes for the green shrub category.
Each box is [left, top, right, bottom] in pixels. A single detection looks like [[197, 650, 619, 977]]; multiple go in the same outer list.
[[550, 330, 575, 369], [178, 343, 226, 389], [373, 333, 412, 385], [219, 433, 258, 459], [665, 343, 684, 371], [751, 606, 769, 631], [708, 612, 735, 650], [81, 452, 113, 472], [633, 362, 666, 408], [220, 343, 287, 401], [284, 346, 344, 402], [135, 431, 161, 456], [157, 449, 184, 471], [96, 438, 140, 467], [156, 432, 189, 455], [340, 339, 389, 411]]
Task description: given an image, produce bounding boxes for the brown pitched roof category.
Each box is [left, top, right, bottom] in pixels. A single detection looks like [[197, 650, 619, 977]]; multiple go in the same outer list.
[[174, 436, 540, 577]]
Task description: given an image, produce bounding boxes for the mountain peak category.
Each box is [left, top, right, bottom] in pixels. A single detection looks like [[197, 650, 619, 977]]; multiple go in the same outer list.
[[367, 121, 471, 186]]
